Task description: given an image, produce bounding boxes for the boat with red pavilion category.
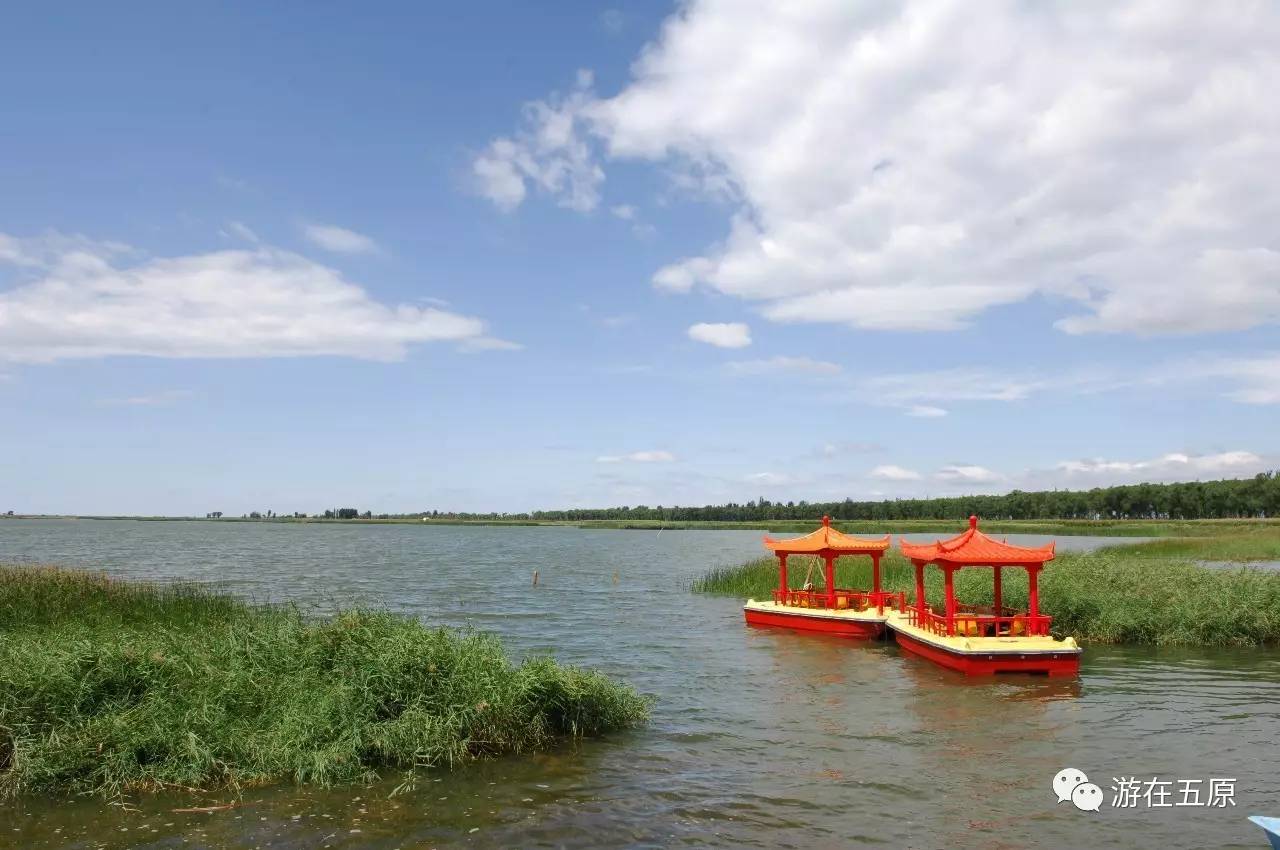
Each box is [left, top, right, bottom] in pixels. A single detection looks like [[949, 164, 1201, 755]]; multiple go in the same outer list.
[[886, 516, 1081, 676], [743, 516, 903, 639]]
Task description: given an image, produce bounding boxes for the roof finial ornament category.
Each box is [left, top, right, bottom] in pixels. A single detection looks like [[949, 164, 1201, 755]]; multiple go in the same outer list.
[[969, 514, 978, 529], [822, 515, 830, 527]]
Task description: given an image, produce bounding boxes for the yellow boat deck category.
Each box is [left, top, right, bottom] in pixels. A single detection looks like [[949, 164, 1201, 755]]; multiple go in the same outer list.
[[885, 610, 1080, 655], [744, 599, 889, 622]]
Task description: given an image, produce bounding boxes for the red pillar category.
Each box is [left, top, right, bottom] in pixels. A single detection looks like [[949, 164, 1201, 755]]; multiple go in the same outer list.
[[1028, 565, 1040, 629], [824, 554, 835, 609], [914, 562, 925, 621], [872, 552, 883, 613], [778, 553, 788, 602], [993, 565, 1002, 616], [943, 566, 957, 636]]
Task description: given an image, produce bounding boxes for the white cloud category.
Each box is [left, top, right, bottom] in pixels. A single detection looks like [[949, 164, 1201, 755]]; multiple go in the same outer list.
[[858, 357, 1280, 414], [477, 2, 1280, 336], [1184, 354, 1280, 405], [222, 221, 260, 244], [687, 322, 751, 348], [610, 204, 657, 239], [101, 389, 193, 407], [820, 441, 883, 457], [300, 223, 378, 255], [855, 367, 1113, 417], [936, 464, 1003, 484], [726, 355, 840, 375], [869, 464, 922, 481], [746, 472, 790, 485], [1055, 450, 1263, 481], [472, 70, 604, 213], [596, 450, 676, 463], [457, 336, 523, 353], [0, 232, 504, 363]]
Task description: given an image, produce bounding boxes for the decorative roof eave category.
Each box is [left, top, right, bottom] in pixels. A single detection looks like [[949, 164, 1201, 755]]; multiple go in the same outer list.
[[764, 515, 891, 555], [898, 515, 1055, 567]]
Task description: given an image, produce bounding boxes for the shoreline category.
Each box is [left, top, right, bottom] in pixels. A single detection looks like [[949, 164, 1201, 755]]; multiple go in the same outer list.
[[7, 514, 1280, 538]]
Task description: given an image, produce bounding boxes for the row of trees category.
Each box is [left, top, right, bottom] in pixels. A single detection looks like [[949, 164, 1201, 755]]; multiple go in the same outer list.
[[203, 473, 1280, 523], [402, 472, 1280, 523], [206, 509, 368, 520]]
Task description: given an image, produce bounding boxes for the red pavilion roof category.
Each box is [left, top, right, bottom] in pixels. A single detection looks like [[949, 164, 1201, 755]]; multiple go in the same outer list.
[[898, 516, 1054, 566], [764, 516, 890, 555]]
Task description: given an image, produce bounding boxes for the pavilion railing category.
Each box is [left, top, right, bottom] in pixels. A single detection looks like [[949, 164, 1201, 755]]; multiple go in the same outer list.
[[772, 588, 906, 612], [904, 606, 1052, 638]]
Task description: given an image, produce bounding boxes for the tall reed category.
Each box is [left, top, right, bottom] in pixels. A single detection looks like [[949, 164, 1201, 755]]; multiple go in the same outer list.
[[0, 566, 649, 799]]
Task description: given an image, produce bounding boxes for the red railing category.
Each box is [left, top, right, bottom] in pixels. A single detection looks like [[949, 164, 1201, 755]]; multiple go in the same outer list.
[[904, 606, 1052, 637], [772, 588, 906, 613]]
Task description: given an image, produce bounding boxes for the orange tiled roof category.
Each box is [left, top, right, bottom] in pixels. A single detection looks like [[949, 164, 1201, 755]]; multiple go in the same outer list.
[[764, 516, 890, 555], [898, 516, 1054, 566]]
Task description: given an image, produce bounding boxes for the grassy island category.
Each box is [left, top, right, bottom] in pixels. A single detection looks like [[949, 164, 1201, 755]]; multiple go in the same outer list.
[[0, 566, 649, 799], [693, 530, 1280, 647]]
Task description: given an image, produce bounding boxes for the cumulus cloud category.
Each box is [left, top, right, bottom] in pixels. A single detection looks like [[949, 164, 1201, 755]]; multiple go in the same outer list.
[[596, 450, 676, 463], [0, 232, 510, 363], [687, 322, 751, 348], [476, 1, 1280, 336], [870, 464, 922, 481], [300, 223, 378, 254], [936, 464, 1003, 484], [472, 70, 604, 213], [726, 355, 840, 375]]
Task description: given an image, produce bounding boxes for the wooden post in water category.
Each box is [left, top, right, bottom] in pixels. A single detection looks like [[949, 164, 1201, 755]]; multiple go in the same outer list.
[[532, 569, 539, 586]]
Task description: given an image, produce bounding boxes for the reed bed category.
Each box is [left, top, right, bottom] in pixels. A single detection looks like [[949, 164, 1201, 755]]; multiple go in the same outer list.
[[0, 566, 649, 799], [692, 545, 1280, 647]]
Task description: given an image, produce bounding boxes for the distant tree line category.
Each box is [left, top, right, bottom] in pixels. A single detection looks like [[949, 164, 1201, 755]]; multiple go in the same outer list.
[[203, 472, 1280, 524], [395, 472, 1280, 523]]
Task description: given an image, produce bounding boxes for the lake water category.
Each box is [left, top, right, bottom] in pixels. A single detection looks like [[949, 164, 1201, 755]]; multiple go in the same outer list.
[[2, 519, 1278, 849]]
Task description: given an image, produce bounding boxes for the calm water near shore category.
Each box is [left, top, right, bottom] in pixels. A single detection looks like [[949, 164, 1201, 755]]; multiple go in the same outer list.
[[2, 519, 1278, 849]]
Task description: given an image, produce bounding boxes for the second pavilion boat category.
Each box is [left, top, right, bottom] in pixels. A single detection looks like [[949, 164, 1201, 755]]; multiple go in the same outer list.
[[743, 516, 902, 639], [887, 516, 1082, 676]]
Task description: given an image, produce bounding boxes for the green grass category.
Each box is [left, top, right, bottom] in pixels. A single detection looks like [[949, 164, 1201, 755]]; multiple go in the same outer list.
[[0, 566, 649, 800], [1106, 529, 1280, 561], [692, 544, 1280, 647]]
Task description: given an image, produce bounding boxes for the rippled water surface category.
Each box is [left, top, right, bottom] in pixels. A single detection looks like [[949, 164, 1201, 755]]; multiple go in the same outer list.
[[2, 519, 1278, 849]]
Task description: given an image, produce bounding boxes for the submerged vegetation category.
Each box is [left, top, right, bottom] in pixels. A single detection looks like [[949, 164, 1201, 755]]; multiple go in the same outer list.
[[0, 566, 649, 799], [693, 532, 1280, 647]]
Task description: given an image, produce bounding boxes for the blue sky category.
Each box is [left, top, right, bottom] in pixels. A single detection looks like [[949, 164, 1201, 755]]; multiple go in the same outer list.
[[2, 2, 1277, 515]]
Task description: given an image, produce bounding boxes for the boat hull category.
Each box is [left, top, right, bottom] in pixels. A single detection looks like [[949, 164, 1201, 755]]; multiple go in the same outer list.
[[743, 602, 885, 639], [889, 619, 1080, 677]]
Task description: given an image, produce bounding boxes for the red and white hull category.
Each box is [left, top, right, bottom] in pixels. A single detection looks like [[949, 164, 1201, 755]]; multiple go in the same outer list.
[[742, 600, 886, 639], [887, 614, 1080, 677]]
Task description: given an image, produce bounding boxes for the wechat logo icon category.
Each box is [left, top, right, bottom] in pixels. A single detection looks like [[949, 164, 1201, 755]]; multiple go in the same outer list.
[[1054, 767, 1103, 812]]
